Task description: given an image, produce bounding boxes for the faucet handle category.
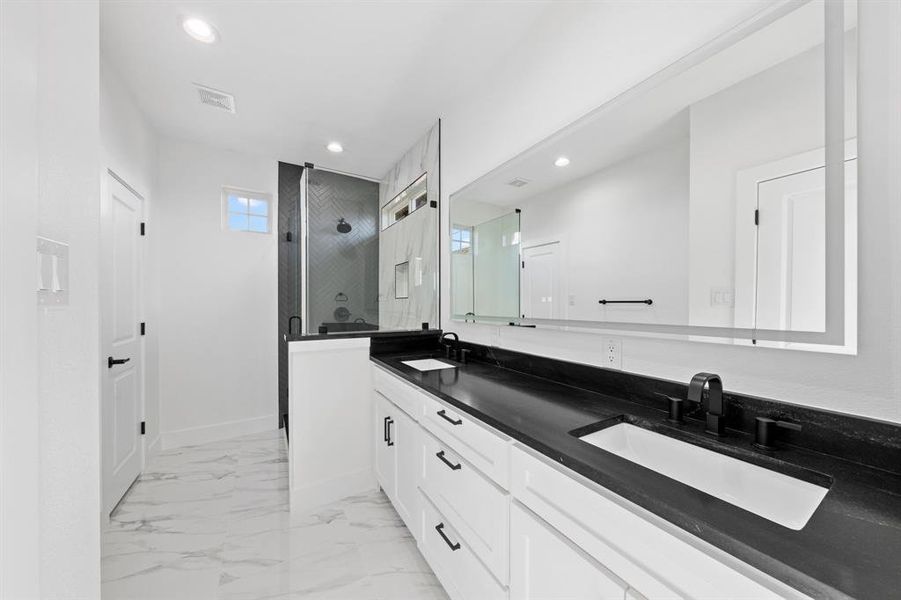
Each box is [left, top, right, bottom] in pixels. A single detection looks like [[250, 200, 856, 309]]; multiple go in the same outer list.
[[754, 417, 801, 450], [655, 393, 685, 423]]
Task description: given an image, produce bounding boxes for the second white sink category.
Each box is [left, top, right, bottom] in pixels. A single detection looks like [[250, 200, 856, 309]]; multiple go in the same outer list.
[[401, 358, 457, 372], [578, 423, 829, 530]]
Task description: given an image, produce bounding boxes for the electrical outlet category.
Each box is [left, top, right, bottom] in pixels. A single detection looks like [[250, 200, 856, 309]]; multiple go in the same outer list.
[[604, 338, 622, 370]]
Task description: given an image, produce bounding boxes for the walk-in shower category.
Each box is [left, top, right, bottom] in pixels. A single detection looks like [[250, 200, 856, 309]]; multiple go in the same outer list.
[[304, 168, 380, 334]]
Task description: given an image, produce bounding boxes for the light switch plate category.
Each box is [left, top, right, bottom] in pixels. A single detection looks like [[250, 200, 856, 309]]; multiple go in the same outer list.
[[36, 236, 69, 306]]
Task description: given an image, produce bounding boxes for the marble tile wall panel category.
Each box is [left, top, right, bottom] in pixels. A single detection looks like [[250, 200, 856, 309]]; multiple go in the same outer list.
[[379, 121, 441, 330]]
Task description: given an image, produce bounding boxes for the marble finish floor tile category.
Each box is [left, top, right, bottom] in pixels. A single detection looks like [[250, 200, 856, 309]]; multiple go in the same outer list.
[[102, 430, 448, 600]]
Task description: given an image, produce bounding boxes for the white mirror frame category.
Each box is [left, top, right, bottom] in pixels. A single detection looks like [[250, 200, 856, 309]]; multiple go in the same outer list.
[[449, 0, 856, 353]]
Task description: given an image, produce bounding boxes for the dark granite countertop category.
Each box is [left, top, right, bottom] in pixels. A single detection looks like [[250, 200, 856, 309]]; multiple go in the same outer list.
[[371, 348, 901, 600]]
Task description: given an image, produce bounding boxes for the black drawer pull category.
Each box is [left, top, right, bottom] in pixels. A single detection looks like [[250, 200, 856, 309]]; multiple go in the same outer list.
[[383, 416, 390, 442], [108, 356, 130, 369], [437, 409, 462, 426], [386, 418, 394, 447], [435, 522, 460, 551], [436, 450, 462, 471]]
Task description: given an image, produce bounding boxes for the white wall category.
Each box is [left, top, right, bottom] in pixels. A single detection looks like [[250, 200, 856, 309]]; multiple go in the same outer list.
[[0, 1, 42, 596], [157, 138, 279, 447], [100, 58, 162, 453], [1, 1, 104, 596], [36, 3, 104, 594], [441, 1, 901, 423], [519, 139, 690, 324]]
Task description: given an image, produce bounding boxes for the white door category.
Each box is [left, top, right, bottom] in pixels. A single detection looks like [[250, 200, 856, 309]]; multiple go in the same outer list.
[[510, 502, 628, 600], [101, 174, 144, 514], [755, 167, 826, 332], [522, 243, 561, 319]]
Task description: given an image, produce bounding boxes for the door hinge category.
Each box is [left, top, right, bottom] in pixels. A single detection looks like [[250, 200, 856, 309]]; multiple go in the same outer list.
[[754, 209, 759, 226], [140, 421, 146, 435], [140, 222, 146, 236], [140, 322, 146, 335]]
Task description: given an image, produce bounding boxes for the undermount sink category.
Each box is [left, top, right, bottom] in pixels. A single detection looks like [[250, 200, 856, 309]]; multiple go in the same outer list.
[[401, 358, 457, 372], [578, 422, 829, 530]]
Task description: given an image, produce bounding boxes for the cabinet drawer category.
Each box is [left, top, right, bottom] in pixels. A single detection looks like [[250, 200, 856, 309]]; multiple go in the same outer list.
[[372, 364, 423, 420], [420, 493, 507, 600], [420, 429, 509, 583], [420, 393, 510, 488], [511, 445, 793, 600]]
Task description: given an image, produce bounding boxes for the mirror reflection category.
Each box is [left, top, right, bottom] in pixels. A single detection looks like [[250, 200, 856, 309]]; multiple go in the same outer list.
[[451, 0, 857, 340]]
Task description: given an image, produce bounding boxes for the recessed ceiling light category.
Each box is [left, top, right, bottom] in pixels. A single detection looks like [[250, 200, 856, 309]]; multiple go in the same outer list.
[[327, 142, 344, 153], [554, 156, 571, 167], [182, 17, 218, 44]]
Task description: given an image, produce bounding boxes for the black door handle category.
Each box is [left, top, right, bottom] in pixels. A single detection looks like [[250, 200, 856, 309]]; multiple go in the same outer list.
[[383, 416, 390, 442], [435, 523, 461, 551], [437, 409, 462, 426], [386, 418, 394, 447], [436, 450, 461, 471], [108, 356, 130, 369]]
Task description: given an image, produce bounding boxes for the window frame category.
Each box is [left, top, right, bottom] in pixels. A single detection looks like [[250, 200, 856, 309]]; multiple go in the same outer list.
[[221, 187, 273, 234]]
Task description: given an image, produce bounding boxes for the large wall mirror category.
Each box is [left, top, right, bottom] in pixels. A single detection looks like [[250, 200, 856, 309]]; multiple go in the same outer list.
[[450, 0, 857, 351]]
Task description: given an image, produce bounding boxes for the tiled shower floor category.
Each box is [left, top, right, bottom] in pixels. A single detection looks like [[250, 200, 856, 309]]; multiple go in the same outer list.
[[102, 430, 448, 600]]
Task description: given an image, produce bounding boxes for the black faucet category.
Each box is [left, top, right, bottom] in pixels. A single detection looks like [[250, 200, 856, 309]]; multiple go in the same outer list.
[[440, 332, 460, 360], [687, 372, 726, 437]]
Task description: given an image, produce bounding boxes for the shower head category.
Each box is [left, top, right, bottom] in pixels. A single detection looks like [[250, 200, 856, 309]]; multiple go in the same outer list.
[[337, 218, 352, 234]]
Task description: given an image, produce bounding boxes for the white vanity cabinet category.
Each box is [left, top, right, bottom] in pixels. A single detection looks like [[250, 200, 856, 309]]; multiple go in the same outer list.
[[371, 364, 811, 600], [510, 445, 806, 600], [373, 390, 420, 537], [510, 502, 629, 600], [420, 427, 510, 582]]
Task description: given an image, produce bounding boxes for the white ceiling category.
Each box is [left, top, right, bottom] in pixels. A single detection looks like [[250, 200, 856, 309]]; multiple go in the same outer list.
[[100, 1, 552, 179]]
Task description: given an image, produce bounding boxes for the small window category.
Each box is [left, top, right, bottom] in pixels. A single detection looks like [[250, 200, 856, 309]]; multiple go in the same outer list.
[[223, 188, 271, 233], [451, 225, 472, 253], [381, 173, 428, 230]]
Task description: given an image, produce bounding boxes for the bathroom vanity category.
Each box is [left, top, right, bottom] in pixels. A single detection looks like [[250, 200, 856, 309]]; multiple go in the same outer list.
[[368, 340, 901, 600]]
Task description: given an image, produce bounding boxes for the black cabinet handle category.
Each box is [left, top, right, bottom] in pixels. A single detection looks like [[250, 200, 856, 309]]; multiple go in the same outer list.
[[383, 416, 390, 442], [386, 418, 394, 447], [435, 522, 460, 551], [108, 356, 130, 369], [437, 409, 462, 426], [436, 450, 462, 471]]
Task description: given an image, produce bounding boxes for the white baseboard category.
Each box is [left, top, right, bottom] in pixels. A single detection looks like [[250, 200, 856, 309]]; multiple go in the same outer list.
[[146, 434, 162, 457], [290, 468, 377, 513], [161, 414, 278, 450]]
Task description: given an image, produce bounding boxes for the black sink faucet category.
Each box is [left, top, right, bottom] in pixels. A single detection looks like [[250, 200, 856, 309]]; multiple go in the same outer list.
[[688, 372, 726, 437], [440, 332, 460, 360]]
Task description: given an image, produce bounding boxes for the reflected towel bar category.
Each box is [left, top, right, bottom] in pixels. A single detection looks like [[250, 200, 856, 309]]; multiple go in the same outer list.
[[599, 299, 653, 305]]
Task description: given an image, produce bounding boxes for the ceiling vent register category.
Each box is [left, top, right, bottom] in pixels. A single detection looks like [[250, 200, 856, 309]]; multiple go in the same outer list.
[[195, 84, 236, 113]]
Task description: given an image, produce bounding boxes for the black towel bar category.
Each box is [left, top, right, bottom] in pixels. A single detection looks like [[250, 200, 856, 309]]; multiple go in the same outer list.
[[599, 299, 653, 305]]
